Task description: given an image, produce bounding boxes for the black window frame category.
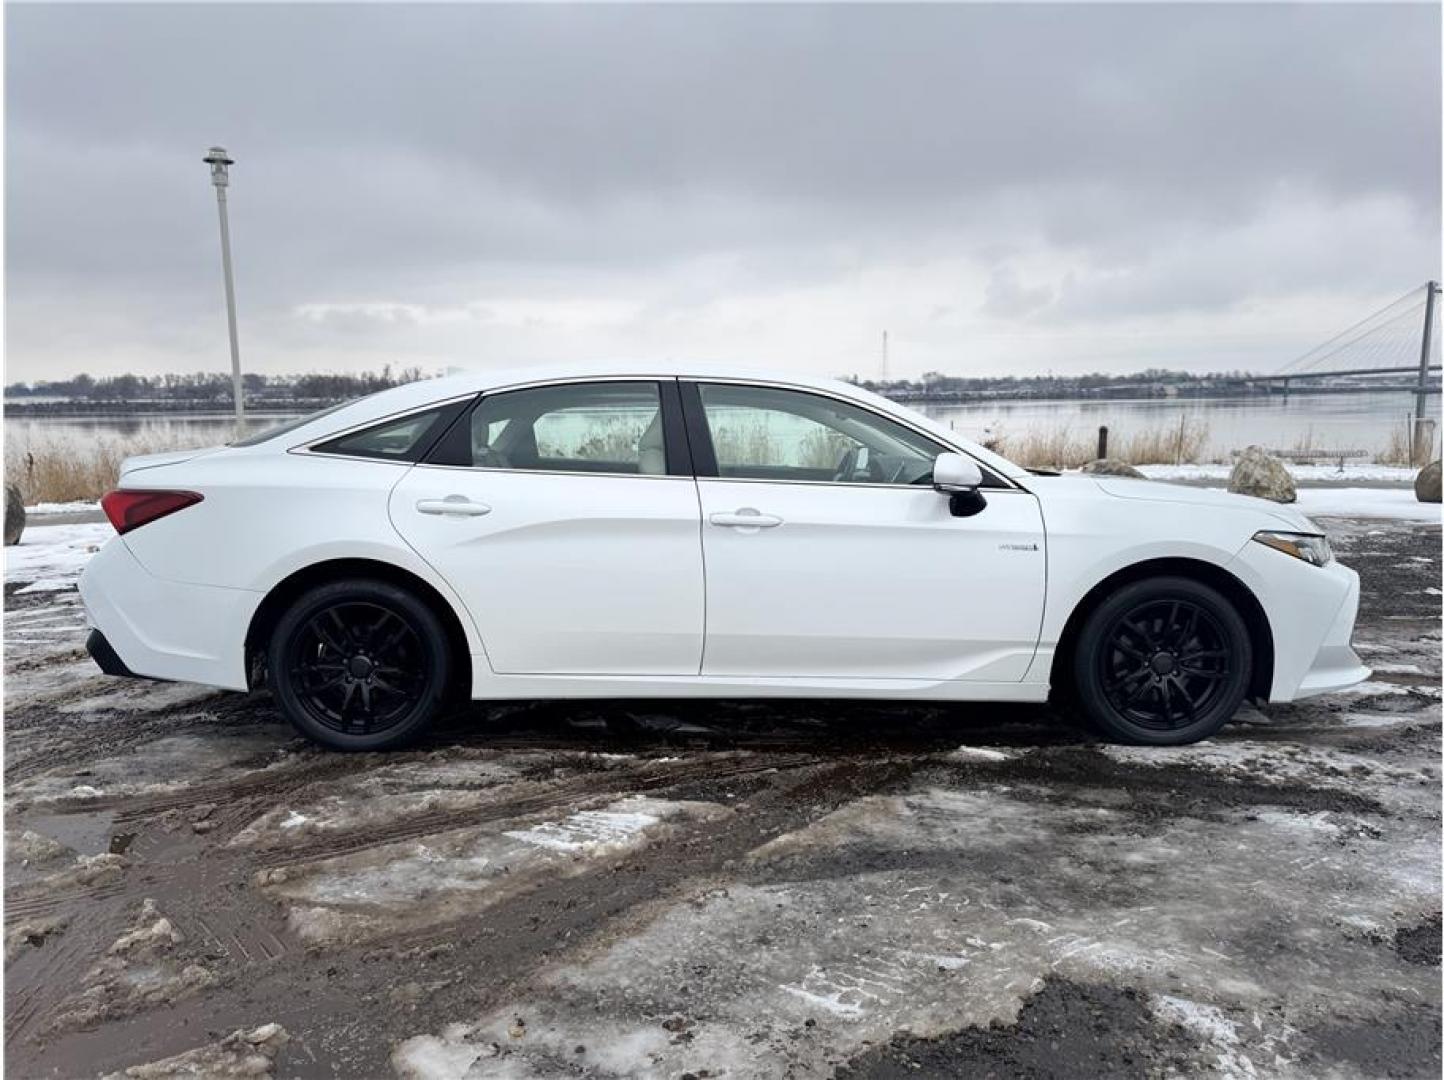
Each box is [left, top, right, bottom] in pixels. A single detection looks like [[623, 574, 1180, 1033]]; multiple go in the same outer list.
[[309, 398, 475, 463], [422, 379, 694, 478]]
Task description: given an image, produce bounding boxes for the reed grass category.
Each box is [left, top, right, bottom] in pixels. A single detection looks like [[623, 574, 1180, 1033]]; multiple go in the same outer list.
[[4, 433, 214, 505], [982, 416, 1211, 469]]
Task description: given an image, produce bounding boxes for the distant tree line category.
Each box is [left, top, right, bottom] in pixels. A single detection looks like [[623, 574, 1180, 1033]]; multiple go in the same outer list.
[[846, 367, 1262, 401], [4, 365, 435, 406]]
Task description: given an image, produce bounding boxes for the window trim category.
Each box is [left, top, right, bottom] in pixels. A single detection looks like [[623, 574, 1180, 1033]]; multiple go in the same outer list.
[[293, 394, 480, 464], [415, 377, 693, 480], [680, 378, 1017, 491]]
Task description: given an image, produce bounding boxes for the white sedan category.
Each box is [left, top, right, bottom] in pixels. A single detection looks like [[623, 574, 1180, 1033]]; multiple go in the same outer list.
[[78, 363, 1368, 750]]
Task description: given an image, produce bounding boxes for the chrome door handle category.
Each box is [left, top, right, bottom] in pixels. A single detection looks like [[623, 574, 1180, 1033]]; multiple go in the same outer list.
[[709, 509, 783, 529], [416, 496, 492, 517]]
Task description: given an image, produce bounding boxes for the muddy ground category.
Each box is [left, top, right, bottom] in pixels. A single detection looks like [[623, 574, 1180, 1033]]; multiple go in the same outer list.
[[4, 514, 1441, 1079]]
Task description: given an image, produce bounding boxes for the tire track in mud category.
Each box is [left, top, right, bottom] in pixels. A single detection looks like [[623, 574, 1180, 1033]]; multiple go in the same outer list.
[[3, 691, 265, 783], [3, 747, 821, 1056], [13, 756, 914, 1079], [4, 888, 132, 1046], [250, 752, 821, 866]]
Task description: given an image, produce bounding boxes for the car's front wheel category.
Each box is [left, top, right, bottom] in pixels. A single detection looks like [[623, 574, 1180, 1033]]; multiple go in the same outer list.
[[268, 579, 451, 751], [1072, 576, 1252, 745]]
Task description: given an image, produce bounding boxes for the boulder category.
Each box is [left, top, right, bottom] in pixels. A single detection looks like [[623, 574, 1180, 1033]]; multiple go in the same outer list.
[[1228, 446, 1295, 503], [4, 484, 24, 546], [1414, 460, 1441, 504], [1079, 458, 1145, 479]]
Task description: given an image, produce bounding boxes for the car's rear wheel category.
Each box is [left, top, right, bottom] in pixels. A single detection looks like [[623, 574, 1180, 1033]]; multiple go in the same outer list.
[[1072, 576, 1251, 745], [268, 579, 450, 751]]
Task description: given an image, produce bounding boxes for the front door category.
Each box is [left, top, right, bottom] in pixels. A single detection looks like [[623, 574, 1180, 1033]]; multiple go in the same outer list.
[[686, 381, 1046, 682], [390, 379, 704, 676]]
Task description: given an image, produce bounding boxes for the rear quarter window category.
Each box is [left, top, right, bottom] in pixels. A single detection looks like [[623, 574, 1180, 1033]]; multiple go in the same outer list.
[[310, 401, 471, 462]]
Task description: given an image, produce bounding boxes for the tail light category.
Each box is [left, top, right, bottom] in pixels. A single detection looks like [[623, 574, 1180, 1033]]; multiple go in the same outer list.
[[100, 490, 204, 535]]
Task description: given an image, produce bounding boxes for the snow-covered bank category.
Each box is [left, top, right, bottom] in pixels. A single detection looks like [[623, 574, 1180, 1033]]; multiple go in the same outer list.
[[1294, 487, 1442, 523], [1137, 463, 1419, 484], [3, 521, 113, 591], [24, 500, 101, 516]]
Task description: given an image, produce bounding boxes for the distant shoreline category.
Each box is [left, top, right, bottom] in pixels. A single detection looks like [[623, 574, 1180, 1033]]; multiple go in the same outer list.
[[3, 383, 1420, 419], [2, 400, 321, 418]]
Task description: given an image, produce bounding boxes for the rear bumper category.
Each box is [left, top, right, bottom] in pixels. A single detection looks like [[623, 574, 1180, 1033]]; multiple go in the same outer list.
[[86, 628, 140, 677], [77, 537, 259, 690]]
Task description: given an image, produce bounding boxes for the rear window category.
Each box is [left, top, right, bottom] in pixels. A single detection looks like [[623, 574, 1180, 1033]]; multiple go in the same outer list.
[[311, 403, 467, 462], [230, 400, 356, 447]]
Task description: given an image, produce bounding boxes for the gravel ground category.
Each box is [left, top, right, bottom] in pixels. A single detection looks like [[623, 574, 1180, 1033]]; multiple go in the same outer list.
[[3, 514, 1440, 1079]]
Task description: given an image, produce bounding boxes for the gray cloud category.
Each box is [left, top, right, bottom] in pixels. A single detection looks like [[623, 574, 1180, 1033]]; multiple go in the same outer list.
[[5, 3, 1440, 380]]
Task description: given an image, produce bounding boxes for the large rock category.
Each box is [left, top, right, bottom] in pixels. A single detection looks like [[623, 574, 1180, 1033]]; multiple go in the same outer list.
[[1079, 458, 1145, 479], [1228, 445, 1296, 503], [4, 484, 24, 546], [1414, 460, 1441, 504]]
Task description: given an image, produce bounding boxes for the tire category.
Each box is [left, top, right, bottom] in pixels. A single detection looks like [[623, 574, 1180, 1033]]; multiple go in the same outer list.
[[268, 578, 451, 751], [1071, 576, 1252, 746]]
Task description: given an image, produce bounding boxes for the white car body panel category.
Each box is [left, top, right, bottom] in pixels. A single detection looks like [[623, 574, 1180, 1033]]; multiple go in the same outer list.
[[389, 466, 705, 675], [77, 361, 1369, 710], [694, 480, 1044, 681]]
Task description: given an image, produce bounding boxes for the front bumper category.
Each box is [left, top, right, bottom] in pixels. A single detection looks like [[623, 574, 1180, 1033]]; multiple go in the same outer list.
[[77, 536, 259, 690], [1228, 541, 1370, 702], [1290, 565, 1371, 698]]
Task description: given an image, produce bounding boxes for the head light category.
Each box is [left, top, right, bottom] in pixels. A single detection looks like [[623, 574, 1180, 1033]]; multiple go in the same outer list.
[[1252, 530, 1332, 566]]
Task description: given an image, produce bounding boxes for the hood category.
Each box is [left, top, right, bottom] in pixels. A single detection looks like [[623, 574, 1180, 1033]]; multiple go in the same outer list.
[[119, 446, 223, 477], [1092, 477, 1319, 531]]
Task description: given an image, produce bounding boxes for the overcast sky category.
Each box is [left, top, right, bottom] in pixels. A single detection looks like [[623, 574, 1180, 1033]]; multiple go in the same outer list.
[[6, 3, 1440, 383]]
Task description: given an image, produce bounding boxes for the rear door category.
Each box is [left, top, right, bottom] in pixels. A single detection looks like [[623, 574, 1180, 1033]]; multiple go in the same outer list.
[[685, 380, 1047, 682], [388, 379, 705, 676]]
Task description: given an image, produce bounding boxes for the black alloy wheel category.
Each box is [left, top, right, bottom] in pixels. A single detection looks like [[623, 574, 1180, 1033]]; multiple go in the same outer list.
[[269, 579, 451, 750], [1072, 576, 1252, 745]]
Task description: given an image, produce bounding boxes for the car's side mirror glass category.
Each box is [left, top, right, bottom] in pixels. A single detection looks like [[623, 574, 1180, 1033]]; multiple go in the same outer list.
[[933, 452, 987, 517]]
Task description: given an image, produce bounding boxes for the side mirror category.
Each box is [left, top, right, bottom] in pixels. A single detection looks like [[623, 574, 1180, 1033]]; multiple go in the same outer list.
[[933, 452, 987, 518], [933, 452, 982, 493]]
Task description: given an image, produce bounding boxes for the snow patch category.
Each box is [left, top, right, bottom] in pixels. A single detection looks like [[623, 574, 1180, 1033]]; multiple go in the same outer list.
[[1136, 463, 1417, 484], [3, 522, 113, 588], [504, 809, 661, 852], [946, 745, 1013, 762]]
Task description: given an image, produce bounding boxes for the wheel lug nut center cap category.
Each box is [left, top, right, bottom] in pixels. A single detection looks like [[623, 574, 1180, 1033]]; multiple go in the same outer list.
[[347, 655, 375, 679], [1150, 652, 1176, 675]]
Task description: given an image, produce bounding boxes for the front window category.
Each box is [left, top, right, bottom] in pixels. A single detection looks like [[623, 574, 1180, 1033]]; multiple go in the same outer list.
[[436, 381, 667, 475], [696, 383, 942, 485]]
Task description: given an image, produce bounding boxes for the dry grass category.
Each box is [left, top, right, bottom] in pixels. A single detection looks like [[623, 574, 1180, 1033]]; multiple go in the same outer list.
[[1378, 422, 1414, 466], [1377, 419, 1440, 467], [982, 417, 1211, 469], [1119, 415, 1211, 466], [4, 434, 213, 505]]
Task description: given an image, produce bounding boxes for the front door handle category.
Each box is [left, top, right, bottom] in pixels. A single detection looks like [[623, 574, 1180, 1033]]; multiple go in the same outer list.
[[709, 508, 783, 529], [416, 496, 492, 518]]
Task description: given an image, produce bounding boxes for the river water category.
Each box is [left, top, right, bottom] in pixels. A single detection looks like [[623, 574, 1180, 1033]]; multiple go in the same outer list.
[[3, 390, 1438, 462]]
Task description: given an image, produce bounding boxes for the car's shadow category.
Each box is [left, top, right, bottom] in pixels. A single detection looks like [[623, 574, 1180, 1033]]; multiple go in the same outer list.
[[419, 697, 1095, 755]]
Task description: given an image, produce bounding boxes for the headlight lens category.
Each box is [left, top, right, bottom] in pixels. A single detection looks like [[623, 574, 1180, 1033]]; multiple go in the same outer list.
[[1252, 530, 1332, 566]]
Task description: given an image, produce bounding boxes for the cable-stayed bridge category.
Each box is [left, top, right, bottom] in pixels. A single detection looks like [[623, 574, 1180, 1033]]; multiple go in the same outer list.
[[1246, 281, 1440, 414]]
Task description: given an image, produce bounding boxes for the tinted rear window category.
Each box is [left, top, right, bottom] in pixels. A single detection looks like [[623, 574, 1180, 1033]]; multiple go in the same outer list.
[[312, 403, 468, 462]]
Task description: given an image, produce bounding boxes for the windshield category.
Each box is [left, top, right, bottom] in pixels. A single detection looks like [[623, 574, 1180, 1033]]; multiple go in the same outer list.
[[229, 399, 357, 447]]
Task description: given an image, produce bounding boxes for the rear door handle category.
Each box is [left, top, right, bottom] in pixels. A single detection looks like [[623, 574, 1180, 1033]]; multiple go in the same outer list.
[[416, 496, 492, 517], [709, 509, 783, 529]]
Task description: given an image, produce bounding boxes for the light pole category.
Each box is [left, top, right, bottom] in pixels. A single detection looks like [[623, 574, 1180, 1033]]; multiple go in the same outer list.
[[203, 146, 244, 425]]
